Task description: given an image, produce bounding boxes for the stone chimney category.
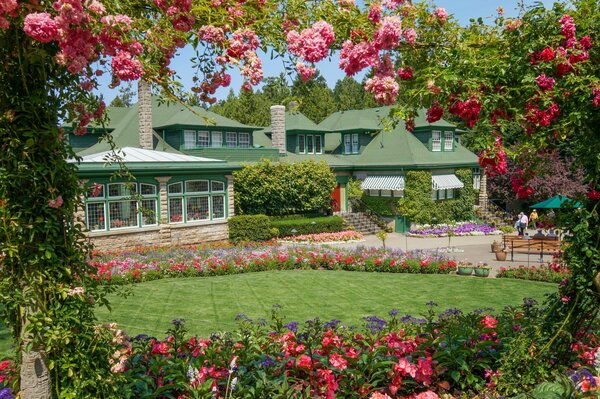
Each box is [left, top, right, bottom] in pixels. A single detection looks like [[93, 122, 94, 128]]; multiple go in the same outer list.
[[138, 80, 153, 150], [270, 105, 286, 155]]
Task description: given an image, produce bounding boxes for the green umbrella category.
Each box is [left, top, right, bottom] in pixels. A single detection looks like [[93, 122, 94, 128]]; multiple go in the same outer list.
[[529, 195, 583, 209]]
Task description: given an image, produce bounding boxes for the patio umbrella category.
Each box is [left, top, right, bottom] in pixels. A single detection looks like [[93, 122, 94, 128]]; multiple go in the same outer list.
[[529, 195, 583, 209]]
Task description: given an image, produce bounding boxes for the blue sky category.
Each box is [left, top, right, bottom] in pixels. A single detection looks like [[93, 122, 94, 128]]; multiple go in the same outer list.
[[96, 0, 554, 104]]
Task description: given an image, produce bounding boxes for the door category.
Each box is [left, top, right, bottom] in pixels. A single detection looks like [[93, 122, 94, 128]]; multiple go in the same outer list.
[[331, 185, 341, 213]]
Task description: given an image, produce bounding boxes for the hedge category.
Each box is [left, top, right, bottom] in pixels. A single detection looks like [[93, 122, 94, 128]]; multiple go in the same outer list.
[[228, 215, 274, 243], [270, 215, 344, 237]]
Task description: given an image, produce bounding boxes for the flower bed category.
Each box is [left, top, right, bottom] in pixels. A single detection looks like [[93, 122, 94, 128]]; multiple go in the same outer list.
[[278, 230, 364, 244], [89, 246, 457, 284], [408, 222, 501, 237], [496, 262, 571, 283]]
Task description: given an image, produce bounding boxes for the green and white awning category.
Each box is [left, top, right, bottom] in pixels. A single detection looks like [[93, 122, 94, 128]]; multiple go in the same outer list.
[[432, 174, 464, 190], [361, 175, 405, 191]]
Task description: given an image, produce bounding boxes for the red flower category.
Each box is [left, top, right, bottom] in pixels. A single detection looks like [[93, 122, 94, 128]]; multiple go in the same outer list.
[[537, 47, 555, 62], [481, 315, 498, 329], [587, 190, 600, 200], [426, 102, 444, 123], [328, 353, 348, 370], [297, 354, 312, 370]]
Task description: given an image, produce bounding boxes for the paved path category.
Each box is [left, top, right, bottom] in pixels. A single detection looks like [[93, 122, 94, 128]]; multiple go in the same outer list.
[[325, 230, 551, 278]]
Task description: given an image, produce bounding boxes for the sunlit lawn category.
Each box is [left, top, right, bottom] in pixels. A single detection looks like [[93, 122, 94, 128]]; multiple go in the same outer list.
[[0, 270, 556, 357]]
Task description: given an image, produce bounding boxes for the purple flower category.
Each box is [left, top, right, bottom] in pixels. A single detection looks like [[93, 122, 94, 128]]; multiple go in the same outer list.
[[0, 388, 14, 399], [285, 321, 299, 332], [363, 315, 387, 334]]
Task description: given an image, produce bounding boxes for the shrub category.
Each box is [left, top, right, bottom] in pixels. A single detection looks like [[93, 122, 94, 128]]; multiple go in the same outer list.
[[361, 195, 396, 217], [233, 160, 336, 216], [496, 262, 571, 283], [270, 215, 344, 237], [228, 215, 273, 243]]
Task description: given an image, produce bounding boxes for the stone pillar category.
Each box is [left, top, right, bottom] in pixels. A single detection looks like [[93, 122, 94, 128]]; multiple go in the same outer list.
[[138, 80, 153, 150], [270, 105, 286, 155], [156, 176, 171, 246], [479, 173, 488, 210], [226, 175, 235, 217]]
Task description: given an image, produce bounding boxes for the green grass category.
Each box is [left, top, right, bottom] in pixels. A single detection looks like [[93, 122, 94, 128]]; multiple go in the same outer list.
[[96, 270, 555, 339], [0, 271, 557, 357]]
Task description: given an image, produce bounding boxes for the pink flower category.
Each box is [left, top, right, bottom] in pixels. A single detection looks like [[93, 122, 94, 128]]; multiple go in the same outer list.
[[481, 315, 498, 329], [414, 391, 440, 399], [374, 16, 402, 50], [337, 0, 355, 7], [561, 295, 570, 303], [402, 28, 417, 45], [504, 18, 522, 32], [559, 15, 576, 40], [151, 341, 169, 355], [329, 353, 347, 370], [112, 51, 143, 81], [48, 196, 64, 209], [339, 40, 378, 76], [370, 392, 392, 399], [535, 74, 556, 91], [297, 354, 312, 370], [397, 66, 413, 80], [368, 2, 382, 23], [287, 21, 334, 63], [198, 25, 226, 44], [434, 7, 448, 23], [364, 73, 399, 106], [24, 12, 59, 43], [295, 62, 316, 81]]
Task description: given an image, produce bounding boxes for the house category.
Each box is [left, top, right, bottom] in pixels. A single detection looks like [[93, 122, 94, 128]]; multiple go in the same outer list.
[[71, 87, 483, 249]]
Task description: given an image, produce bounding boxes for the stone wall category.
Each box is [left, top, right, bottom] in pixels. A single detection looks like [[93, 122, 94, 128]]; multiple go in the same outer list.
[[270, 105, 286, 154], [138, 80, 153, 150], [88, 221, 229, 251]]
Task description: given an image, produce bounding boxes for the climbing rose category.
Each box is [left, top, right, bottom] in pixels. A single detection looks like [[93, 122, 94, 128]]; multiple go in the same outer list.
[[587, 190, 600, 200], [287, 21, 334, 63], [397, 66, 413, 80], [364, 75, 398, 105], [24, 12, 59, 43], [414, 392, 440, 399], [559, 15, 576, 40], [593, 88, 600, 107], [537, 47, 555, 62], [370, 392, 392, 399], [426, 102, 444, 123], [368, 2, 382, 23], [373, 16, 402, 50], [339, 40, 378, 75], [111, 51, 144, 81], [433, 7, 448, 23], [535, 74, 556, 91], [402, 28, 417, 45], [295, 62, 316, 81], [48, 196, 64, 209]]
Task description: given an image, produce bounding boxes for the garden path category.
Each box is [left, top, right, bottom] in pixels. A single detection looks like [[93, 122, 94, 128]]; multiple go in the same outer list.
[[328, 229, 550, 278]]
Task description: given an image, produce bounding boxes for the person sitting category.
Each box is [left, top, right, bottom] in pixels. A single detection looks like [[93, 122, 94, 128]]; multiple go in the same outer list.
[[547, 229, 558, 238], [533, 229, 546, 238]]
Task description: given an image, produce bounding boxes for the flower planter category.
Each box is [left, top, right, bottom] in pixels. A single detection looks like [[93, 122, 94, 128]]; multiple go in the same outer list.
[[491, 243, 501, 253], [474, 267, 491, 277], [495, 251, 507, 261], [457, 266, 473, 276]]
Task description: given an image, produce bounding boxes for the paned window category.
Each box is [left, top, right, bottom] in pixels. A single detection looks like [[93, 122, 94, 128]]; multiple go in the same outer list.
[[167, 179, 228, 223], [226, 132, 237, 148], [184, 130, 196, 149], [351, 133, 359, 154], [85, 182, 158, 231], [472, 168, 481, 190], [344, 134, 351, 154], [307, 135, 314, 154], [298, 134, 305, 153], [211, 131, 223, 148], [315, 135, 322, 154], [432, 188, 454, 200], [239, 133, 250, 148], [198, 131, 210, 147], [444, 131, 453, 151], [432, 131, 442, 152]]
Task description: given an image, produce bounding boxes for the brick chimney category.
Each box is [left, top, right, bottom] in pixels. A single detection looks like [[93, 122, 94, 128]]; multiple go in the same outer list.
[[138, 80, 153, 150], [270, 105, 286, 155]]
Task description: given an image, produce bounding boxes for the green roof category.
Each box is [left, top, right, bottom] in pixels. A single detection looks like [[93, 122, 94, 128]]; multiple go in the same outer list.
[[261, 111, 329, 134], [318, 106, 455, 132]]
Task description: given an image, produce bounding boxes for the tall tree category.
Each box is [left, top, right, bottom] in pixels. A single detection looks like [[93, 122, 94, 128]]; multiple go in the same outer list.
[[333, 76, 376, 111], [109, 82, 136, 107], [291, 73, 336, 123]]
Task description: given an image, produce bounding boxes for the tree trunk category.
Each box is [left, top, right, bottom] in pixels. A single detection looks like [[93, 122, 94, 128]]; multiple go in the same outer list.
[[20, 349, 52, 399]]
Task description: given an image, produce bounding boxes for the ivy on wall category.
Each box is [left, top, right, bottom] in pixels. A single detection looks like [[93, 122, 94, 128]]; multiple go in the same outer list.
[[397, 169, 475, 224]]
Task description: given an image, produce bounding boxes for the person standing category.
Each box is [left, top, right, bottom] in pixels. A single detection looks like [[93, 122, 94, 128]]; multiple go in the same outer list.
[[529, 209, 538, 229], [518, 212, 529, 236]]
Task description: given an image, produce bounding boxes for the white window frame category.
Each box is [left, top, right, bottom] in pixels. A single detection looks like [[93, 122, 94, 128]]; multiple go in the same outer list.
[[239, 132, 250, 148], [351, 133, 359, 154], [198, 131, 210, 148], [307, 135, 314, 154], [226, 132, 237, 148], [167, 179, 228, 224], [211, 131, 223, 148], [344, 134, 351, 154], [432, 131, 442, 152], [444, 131, 453, 151], [184, 130, 197, 149], [298, 134, 305, 154]]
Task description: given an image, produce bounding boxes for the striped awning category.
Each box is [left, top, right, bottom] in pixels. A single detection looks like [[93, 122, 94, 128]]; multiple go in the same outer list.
[[361, 175, 405, 191], [432, 174, 464, 190]]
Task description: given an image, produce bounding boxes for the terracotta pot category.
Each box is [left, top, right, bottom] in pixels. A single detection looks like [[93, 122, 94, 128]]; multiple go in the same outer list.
[[495, 251, 507, 261], [491, 243, 501, 252]]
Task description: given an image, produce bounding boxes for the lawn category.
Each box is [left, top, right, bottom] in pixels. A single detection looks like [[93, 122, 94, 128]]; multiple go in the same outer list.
[[94, 270, 555, 339], [0, 270, 556, 357]]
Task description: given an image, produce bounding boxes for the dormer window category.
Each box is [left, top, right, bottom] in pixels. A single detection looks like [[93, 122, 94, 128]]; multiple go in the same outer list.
[[444, 131, 454, 151], [343, 133, 359, 154], [298, 134, 323, 154], [432, 131, 442, 152]]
